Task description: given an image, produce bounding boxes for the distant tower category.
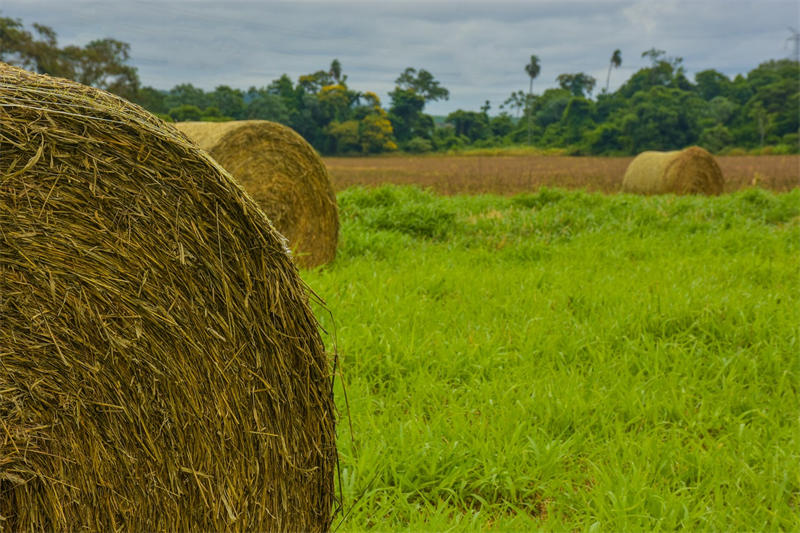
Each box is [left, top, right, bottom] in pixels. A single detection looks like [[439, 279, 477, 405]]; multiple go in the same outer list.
[[787, 27, 800, 63], [789, 28, 800, 160]]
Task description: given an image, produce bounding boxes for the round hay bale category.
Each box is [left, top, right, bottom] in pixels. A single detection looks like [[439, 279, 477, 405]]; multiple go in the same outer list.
[[622, 146, 724, 195], [174, 120, 338, 268], [0, 64, 335, 531]]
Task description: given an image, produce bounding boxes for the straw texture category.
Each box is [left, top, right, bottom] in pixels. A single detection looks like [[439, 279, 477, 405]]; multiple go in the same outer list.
[[622, 146, 724, 195], [0, 63, 335, 531], [175, 121, 339, 268]]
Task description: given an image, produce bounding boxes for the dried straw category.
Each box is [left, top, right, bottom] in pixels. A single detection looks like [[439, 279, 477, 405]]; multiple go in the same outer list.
[[174, 121, 339, 268], [622, 146, 724, 195], [0, 63, 335, 531]]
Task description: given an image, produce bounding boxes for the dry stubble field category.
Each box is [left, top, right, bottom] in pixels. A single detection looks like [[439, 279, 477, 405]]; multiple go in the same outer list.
[[324, 154, 800, 195]]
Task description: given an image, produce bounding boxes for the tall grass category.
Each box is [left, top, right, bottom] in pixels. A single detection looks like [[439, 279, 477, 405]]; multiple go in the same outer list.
[[303, 186, 800, 531]]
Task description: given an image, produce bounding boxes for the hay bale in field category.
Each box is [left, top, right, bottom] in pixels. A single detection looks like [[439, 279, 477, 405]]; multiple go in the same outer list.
[[0, 64, 335, 531], [622, 146, 724, 195], [174, 120, 338, 268]]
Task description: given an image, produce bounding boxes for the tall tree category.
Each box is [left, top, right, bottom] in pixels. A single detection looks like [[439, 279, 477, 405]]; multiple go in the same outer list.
[[329, 58, 345, 83], [68, 38, 139, 100], [395, 67, 450, 102], [694, 69, 731, 100], [748, 102, 771, 147], [641, 47, 666, 65], [524, 55, 541, 144], [502, 90, 526, 118], [297, 70, 333, 94], [605, 49, 622, 92], [445, 109, 489, 142], [557, 72, 597, 97], [164, 83, 209, 111], [244, 87, 289, 123], [387, 88, 427, 142], [0, 14, 140, 100], [0, 16, 72, 77], [0, 15, 27, 62], [389, 67, 448, 144], [208, 85, 245, 119]]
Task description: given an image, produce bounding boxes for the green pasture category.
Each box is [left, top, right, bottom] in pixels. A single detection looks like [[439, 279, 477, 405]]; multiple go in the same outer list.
[[302, 185, 800, 532]]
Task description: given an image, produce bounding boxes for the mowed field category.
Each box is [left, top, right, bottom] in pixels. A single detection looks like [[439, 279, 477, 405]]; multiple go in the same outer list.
[[324, 154, 800, 195], [302, 185, 800, 531]]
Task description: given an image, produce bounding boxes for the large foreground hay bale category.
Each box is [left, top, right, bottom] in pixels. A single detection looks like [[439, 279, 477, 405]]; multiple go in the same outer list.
[[0, 64, 335, 531], [174, 120, 338, 268], [622, 146, 724, 195]]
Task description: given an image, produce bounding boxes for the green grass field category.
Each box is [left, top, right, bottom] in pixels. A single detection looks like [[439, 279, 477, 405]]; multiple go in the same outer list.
[[302, 185, 800, 532]]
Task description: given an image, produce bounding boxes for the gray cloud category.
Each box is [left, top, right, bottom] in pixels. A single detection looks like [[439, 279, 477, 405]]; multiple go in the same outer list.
[[3, 0, 797, 114]]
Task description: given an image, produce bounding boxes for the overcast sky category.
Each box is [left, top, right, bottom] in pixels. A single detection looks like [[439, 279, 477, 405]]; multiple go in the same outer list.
[[4, 0, 799, 114]]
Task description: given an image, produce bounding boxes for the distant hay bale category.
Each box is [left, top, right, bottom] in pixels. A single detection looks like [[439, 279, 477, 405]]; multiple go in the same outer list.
[[622, 146, 724, 195], [174, 120, 339, 268], [0, 64, 335, 531]]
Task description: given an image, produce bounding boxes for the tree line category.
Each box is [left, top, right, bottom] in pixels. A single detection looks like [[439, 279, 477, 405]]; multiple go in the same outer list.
[[2, 13, 798, 156]]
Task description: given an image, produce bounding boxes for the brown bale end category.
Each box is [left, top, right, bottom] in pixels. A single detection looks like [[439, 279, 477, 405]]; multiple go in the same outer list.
[[0, 64, 335, 531], [622, 146, 725, 195], [175, 120, 339, 268]]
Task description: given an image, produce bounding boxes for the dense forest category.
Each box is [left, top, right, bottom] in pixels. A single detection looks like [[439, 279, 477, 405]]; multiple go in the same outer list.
[[2, 13, 798, 156]]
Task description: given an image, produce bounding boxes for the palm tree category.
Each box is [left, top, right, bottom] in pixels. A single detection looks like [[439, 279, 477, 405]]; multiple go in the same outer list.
[[605, 49, 622, 93], [524, 55, 540, 145], [329, 59, 342, 83]]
